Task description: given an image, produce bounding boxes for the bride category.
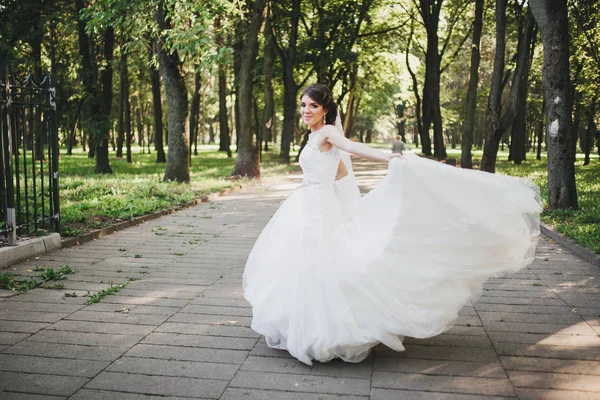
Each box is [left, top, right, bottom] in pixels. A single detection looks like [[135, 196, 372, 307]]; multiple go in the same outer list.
[[243, 83, 541, 366]]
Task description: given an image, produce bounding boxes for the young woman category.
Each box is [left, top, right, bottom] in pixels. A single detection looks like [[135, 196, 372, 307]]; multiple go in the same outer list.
[[243, 83, 541, 366]]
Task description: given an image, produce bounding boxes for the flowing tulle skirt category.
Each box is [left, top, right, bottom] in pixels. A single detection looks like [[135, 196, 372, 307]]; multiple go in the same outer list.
[[243, 153, 541, 365]]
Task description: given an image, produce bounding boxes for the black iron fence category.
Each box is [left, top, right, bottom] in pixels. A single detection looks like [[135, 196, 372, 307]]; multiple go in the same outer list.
[[0, 65, 59, 245]]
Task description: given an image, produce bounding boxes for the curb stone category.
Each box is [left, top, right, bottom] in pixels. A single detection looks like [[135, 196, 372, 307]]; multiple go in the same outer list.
[[0, 185, 242, 267], [0, 232, 61, 269], [540, 222, 600, 267]]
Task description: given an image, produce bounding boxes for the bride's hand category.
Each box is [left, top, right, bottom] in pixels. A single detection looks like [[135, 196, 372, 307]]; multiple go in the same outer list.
[[387, 153, 404, 162]]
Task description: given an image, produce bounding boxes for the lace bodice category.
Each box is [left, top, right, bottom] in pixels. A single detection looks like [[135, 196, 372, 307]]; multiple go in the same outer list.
[[299, 130, 340, 187]]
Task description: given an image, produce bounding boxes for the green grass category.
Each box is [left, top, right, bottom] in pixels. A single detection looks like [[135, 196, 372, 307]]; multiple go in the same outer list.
[[58, 145, 296, 236]]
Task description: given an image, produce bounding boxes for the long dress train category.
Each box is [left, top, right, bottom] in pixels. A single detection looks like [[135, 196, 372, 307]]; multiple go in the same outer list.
[[243, 129, 542, 365]]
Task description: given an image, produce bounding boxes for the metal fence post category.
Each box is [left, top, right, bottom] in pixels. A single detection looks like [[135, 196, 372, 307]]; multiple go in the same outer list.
[[1, 64, 16, 245]]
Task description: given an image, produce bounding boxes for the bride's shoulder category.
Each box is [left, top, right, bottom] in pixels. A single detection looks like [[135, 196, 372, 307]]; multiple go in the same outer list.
[[321, 124, 341, 136]]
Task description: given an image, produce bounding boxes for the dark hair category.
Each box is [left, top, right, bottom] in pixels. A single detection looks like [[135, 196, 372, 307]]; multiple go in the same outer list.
[[301, 83, 338, 125]]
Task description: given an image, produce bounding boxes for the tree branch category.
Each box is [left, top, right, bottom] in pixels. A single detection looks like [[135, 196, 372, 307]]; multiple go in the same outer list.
[[358, 19, 410, 38]]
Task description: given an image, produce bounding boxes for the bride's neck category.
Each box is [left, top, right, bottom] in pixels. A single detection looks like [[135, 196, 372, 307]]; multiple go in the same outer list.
[[310, 122, 326, 132]]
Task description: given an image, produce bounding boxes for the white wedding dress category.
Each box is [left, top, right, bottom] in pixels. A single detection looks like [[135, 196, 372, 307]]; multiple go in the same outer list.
[[243, 129, 542, 365]]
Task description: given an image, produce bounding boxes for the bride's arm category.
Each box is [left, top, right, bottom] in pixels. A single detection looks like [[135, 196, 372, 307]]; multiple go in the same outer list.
[[321, 125, 401, 162]]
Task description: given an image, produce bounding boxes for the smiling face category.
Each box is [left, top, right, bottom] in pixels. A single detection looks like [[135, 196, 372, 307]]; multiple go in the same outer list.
[[300, 94, 328, 131]]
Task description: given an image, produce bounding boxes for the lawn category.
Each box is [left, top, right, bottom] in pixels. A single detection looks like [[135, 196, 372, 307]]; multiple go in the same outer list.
[[58, 145, 296, 236]]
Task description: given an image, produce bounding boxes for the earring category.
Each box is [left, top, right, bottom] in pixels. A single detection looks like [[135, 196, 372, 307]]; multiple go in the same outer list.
[[323, 115, 326, 124]]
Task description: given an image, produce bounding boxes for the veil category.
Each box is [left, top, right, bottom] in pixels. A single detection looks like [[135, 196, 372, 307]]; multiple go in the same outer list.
[[333, 115, 361, 208]]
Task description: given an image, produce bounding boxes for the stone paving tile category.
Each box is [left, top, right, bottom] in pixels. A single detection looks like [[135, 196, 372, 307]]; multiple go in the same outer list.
[[474, 303, 574, 314], [180, 304, 253, 317], [370, 388, 515, 400], [124, 344, 249, 364], [500, 356, 600, 375], [0, 300, 84, 313], [96, 295, 189, 308], [107, 356, 240, 380], [488, 331, 600, 347], [372, 371, 515, 396], [141, 332, 257, 350], [155, 322, 259, 338], [0, 353, 110, 377], [168, 313, 252, 327], [229, 370, 370, 396], [495, 343, 600, 361], [70, 389, 194, 400], [6, 290, 87, 305], [27, 329, 144, 347], [48, 320, 157, 335], [0, 320, 49, 334], [374, 344, 499, 363], [2, 341, 128, 361], [0, 310, 70, 323], [85, 371, 227, 398], [515, 388, 600, 400], [0, 371, 88, 396], [403, 334, 492, 348], [482, 321, 598, 335], [0, 392, 66, 399], [507, 370, 600, 391], [0, 332, 29, 346], [373, 358, 507, 378], [84, 302, 181, 315], [478, 310, 584, 324], [64, 310, 169, 325], [221, 388, 367, 400], [240, 355, 372, 379]]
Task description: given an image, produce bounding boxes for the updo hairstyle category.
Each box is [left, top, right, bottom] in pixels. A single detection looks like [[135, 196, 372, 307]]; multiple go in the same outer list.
[[301, 84, 338, 125]]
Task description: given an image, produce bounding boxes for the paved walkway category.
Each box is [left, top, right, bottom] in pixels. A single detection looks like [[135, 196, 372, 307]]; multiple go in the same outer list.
[[0, 158, 599, 400]]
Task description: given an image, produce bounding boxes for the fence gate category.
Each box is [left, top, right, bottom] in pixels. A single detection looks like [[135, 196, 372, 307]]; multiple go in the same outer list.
[[0, 64, 59, 246]]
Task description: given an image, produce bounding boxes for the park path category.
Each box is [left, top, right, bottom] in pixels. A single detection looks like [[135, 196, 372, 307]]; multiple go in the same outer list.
[[0, 157, 599, 400]]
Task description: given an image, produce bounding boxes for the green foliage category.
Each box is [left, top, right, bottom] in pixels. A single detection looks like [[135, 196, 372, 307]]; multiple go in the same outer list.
[[85, 282, 128, 304], [0, 265, 76, 293]]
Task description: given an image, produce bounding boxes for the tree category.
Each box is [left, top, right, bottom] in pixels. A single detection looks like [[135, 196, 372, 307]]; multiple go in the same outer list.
[[530, 0, 578, 209], [232, 0, 266, 177], [480, 1, 534, 173], [155, 0, 190, 183], [75, 0, 113, 173], [460, 0, 484, 169]]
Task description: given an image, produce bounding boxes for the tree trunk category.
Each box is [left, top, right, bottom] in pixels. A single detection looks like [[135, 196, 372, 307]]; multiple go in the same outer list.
[[189, 69, 201, 161], [583, 101, 596, 165], [149, 40, 166, 163], [481, 1, 532, 172], [116, 46, 126, 158], [218, 66, 231, 157], [396, 103, 406, 140], [214, 17, 231, 157], [406, 20, 427, 154], [530, 0, 577, 209], [536, 99, 544, 160], [262, 10, 275, 152], [277, 0, 301, 163], [509, 11, 536, 165], [420, 0, 446, 160], [232, 0, 266, 177], [461, 0, 484, 169], [156, 3, 190, 183], [95, 27, 114, 174], [125, 71, 132, 164]]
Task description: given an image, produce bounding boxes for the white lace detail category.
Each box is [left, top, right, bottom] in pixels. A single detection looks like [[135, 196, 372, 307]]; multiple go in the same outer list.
[[299, 131, 340, 188]]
